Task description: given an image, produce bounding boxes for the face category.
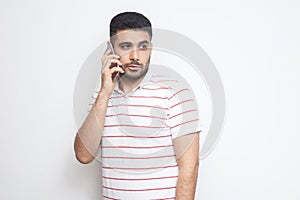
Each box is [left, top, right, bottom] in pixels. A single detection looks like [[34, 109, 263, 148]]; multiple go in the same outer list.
[[112, 30, 152, 80]]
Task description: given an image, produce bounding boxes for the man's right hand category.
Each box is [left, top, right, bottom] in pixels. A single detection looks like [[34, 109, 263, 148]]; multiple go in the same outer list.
[[100, 47, 124, 97]]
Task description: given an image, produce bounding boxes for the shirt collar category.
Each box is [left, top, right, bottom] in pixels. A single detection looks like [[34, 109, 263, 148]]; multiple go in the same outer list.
[[113, 69, 152, 95]]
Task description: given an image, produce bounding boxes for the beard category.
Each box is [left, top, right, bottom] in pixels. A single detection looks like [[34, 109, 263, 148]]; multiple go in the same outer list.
[[122, 57, 150, 80]]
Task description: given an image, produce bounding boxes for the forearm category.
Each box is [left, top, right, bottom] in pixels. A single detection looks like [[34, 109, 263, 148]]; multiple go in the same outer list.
[[74, 91, 110, 164], [175, 164, 199, 200]]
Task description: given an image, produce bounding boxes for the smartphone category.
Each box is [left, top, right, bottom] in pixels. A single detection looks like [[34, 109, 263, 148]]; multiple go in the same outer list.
[[107, 41, 121, 81]]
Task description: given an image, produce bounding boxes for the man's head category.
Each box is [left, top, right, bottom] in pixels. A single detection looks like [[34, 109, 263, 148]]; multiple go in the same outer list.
[[109, 12, 152, 80], [110, 12, 152, 41]]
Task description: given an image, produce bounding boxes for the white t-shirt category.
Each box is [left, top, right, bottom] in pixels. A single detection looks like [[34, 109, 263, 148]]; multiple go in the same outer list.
[[92, 72, 201, 199]]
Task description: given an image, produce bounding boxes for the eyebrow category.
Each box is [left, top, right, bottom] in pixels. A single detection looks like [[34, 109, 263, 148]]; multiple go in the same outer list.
[[118, 42, 132, 46], [118, 40, 149, 47], [138, 40, 149, 45]]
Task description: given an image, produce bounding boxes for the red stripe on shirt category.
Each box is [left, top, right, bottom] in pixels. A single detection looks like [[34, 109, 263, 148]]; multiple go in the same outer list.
[[102, 175, 178, 181], [170, 119, 200, 129], [102, 195, 120, 200], [101, 154, 176, 159], [104, 124, 168, 128], [105, 113, 167, 120], [102, 134, 171, 139], [168, 88, 189, 100], [170, 99, 194, 109], [168, 109, 198, 119], [101, 144, 173, 149], [102, 164, 178, 170], [102, 185, 176, 192]]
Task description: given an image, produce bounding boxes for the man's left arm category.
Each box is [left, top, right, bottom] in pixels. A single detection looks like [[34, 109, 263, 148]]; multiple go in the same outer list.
[[173, 132, 200, 200]]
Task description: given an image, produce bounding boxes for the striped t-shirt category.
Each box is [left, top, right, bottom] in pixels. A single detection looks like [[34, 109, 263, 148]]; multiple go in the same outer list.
[[93, 71, 201, 199]]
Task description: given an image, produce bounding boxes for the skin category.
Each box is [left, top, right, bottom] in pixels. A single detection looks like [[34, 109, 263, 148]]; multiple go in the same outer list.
[[111, 30, 152, 94], [73, 29, 200, 199], [174, 132, 200, 200]]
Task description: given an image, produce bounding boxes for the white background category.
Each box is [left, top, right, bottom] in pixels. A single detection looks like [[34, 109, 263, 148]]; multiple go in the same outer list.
[[1, 0, 299, 199]]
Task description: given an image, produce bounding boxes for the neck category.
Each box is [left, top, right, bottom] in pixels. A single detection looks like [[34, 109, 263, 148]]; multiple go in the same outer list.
[[119, 75, 145, 95]]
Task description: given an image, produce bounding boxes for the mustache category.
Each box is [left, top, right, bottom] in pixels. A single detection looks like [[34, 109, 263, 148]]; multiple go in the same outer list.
[[124, 61, 143, 68]]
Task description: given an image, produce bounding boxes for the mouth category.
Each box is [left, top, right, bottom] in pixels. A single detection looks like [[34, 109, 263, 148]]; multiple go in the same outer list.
[[126, 65, 142, 70]]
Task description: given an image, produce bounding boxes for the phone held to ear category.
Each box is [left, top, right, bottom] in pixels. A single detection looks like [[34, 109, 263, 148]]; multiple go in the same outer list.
[[107, 42, 121, 81]]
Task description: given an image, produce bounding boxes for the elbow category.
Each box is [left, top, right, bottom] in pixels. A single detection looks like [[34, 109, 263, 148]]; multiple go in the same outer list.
[[74, 146, 95, 164], [75, 153, 94, 164], [73, 135, 95, 164]]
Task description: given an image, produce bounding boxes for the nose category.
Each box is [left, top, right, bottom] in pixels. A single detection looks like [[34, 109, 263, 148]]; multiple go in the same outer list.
[[129, 48, 139, 61]]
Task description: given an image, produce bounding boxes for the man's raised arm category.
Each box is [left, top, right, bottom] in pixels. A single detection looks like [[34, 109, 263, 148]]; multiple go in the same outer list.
[[74, 92, 110, 164], [73, 47, 124, 164]]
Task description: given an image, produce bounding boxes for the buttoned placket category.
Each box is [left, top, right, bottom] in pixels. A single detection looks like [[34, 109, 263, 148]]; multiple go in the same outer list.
[[112, 70, 152, 98], [109, 72, 152, 132]]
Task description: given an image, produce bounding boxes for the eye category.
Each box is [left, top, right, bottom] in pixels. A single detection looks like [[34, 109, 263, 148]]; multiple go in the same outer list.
[[139, 43, 149, 50], [120, 44, 131, 50]]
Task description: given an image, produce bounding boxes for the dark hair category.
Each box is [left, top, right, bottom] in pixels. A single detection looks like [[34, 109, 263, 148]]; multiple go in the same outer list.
[[110, 12, 152, 40]]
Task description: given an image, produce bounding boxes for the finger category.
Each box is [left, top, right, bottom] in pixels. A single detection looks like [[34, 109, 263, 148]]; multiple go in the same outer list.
[[102, 54, 121, 68], [109, 59, 122, 67], [102, 67, 124, 80], [106, 54, 120, 60], [104, 65, 124, 75], [103, 58, 123, 70], [108, 67, 125, 74], [102, 59, 123, 73]]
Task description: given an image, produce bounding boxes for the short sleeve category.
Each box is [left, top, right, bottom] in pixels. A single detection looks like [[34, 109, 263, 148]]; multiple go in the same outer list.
[[166, 87, 202, 139], [88, 76, 101, 113]]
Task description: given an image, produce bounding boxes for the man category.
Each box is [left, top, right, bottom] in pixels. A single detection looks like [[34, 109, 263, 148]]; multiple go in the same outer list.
[[74, 12, 201, 199]]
